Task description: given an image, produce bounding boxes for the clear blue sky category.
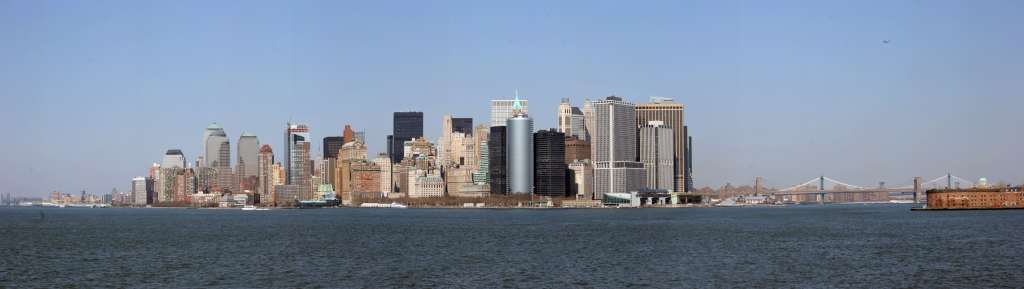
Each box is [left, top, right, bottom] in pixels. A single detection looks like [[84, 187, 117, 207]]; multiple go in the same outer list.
[[1, 0, 1021, 197]]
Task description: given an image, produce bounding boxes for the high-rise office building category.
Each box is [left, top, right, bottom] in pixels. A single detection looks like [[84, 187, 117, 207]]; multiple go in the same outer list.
[[490, 91, 529, 127], [343, 125, 355, 144], [506, 96, 534, 195], [534, 129, 567, 197], [640, 121, 674, 191], [685, 131, 694, 193], [202, 123, 223, 166], [582, 99, 594, 143], [373, 153, 393, 197], [488, 126, 507, 195], [323, 136, 344, 159], [558, 98, 586, 140], [280, 123, 312, 203], [592, 96, 646, 199], [564, 136, 590, 164], [472, 124, 490, 184], [131, 176, 146, 206], [568, 160, 594, 199], [204, 123, 232, 192], [162, 149, 186, 169], [636, 96, 685, 192], [237, 133, 259, 192], [257, 144, 274, 205], [391, 112, 424, 164], [452, 117, 473, 135]]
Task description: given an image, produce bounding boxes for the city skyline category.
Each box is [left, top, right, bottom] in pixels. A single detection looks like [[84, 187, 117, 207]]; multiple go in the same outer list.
[[2, 1, 1023, 197]]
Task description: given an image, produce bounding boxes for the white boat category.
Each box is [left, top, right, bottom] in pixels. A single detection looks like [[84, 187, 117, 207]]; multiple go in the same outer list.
[[359, 202, 408, 208], [241, 205, 269, 211]]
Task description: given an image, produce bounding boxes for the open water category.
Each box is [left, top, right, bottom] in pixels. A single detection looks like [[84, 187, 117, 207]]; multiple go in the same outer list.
[[1, 205, 1022, 288]]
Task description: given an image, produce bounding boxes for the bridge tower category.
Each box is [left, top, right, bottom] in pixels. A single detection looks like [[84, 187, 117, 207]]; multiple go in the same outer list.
[[946, 173, 952, 189], [913, 177, 923, 203], [819, 176, 826, 204]]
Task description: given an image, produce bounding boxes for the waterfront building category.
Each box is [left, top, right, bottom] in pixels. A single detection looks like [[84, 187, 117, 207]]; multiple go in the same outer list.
[[564, 136, 590, 164], [323, 136, 344, 159], [391, 112, 424, 164], [132, 176, 146, 206], [373, 153, 393, 197], [640, 121, 674, 191], [474, 138, 490, 184], [350, 161, 382, 200], [490, 92, 529, 127], [926, 187, 1024, 209], [237, 133, 259, 192], [636, 97, 686, 192], [569, 160, 594, 200], [283, 123, 312, 203], [592, 96, 646, 199], [257, 145, 274, 205], [534, 129, 567, 197], [162, 149, 186, 169], [411, 173, 445, 198], [488, 126, 507, 195], [506, 97, 534, 195]]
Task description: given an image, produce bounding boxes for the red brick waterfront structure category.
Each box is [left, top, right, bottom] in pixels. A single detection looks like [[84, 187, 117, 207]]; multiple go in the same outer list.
[[926, 187, 1024, 209]]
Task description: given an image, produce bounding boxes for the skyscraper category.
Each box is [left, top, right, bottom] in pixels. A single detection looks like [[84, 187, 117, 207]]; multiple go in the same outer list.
[[592, 96, 646, 199], [558, 98, 586, 140], [343, 125, 355, 144], [640, 121, 674, 191], [636, 96, 685, 192], [237, 133, 259, 191], [392, 112, 424, 164], [490, 92, 529, 127], [323, 136, 344, 159], [373, 153, 393, 197], [204, 123, 232, 192], [257, 144, 274, 205], [452, 117, 473, 135], [506, 96, 534, 195], [162, 149, 186, 169], [488, 126, 507, 195], [131, 176, 146, 206], [280, 123, 312, 203], [534, 129, 567, 197]]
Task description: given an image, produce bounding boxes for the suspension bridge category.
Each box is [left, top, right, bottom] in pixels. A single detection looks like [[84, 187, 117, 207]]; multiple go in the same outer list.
[[755, 174, 976, 203]]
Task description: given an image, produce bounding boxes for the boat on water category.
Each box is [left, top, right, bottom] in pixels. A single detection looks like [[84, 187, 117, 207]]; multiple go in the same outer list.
[[359, 202, 408, 208], [241, 205, 270, 211]]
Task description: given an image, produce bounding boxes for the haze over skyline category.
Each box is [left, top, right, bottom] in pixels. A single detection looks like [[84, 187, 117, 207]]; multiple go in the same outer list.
[[1, 0, 1021, 197]]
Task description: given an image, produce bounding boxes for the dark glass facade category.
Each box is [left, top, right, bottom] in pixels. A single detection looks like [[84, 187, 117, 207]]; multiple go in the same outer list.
[[323, 136, 344, 159], [488, 126, 507, 195], [452, 117, 473, 135], [391, 112, 424, 163], [534, 129, 567, 197]]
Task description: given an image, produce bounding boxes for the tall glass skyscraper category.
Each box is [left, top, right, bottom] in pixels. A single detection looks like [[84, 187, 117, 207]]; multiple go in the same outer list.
[[506, 96, 533, 195], [237, 133, 259, 191], [534, 129, 567, 197], [488, 126, 507, 195], [592, 96, 645, 199], [391, 112, 423, 164]]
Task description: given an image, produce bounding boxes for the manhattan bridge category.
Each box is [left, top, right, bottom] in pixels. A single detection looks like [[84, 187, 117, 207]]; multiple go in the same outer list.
[[752, 174, 977, 204]]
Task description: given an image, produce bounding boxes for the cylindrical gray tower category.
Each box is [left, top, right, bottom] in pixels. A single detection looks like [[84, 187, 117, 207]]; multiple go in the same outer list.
[[506, 115, 534, 194]]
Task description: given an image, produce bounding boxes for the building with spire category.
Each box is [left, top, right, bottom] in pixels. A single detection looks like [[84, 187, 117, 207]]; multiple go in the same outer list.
[[490, 91, 529, 127], [506, 91, 534, 195]]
